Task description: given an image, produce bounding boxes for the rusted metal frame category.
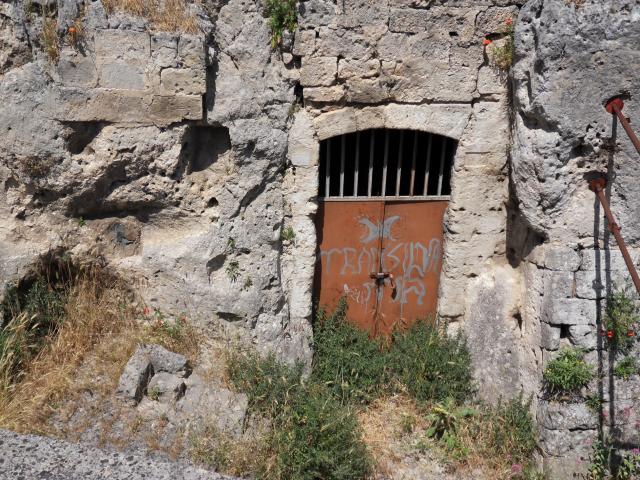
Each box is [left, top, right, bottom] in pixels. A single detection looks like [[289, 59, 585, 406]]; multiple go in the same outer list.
[[353, 131, 361, 197], [423, 134, 433, 196], [396, 131, 404, 196], [368, 131, 374, 197], [437, 137, 447, 196], [590, 178, 640, 295], [321, 195, 450, 202], [606, 98, 640, 156], [410, 131, 418, 196], [339, 135, 346, 197], [382, 130, 390, 196]]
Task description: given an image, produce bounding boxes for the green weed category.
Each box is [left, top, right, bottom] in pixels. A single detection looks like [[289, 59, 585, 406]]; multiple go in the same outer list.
[[312, 299, 387, 404], [389, 321, 474, 403], [265, 0, 297, 48], [281, 226, 296, 242], [543, 347, 593, 398], [613, 355, 638, 380], [604, 289, 639, 353]]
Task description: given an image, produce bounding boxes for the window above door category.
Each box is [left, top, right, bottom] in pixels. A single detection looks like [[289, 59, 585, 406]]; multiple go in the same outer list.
[[318, 129, 457, 201]]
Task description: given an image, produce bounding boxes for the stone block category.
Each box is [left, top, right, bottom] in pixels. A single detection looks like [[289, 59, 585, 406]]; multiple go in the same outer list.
[[475, 6, 519, 36], [337, 58, 380, 79], [345, 77, 388, 103], [60, 89, 151, 123], [544, 245, 581, 271], [568, 324, 597, 350], [389, 8, 430, 33], [98, 61, 146, 90], [538, 401, 598, 431], [304, 85, 345, 103], [574, 269, 630, 299], [542, 298, 597, 326], [477, 65, 506, 95], [177, 35, 205, 68], [543, 270, 574, 299], [115, 349, 154, 404], [144, 344, 191, 377], [292, 29, 316, 56], [151, 32, 178, 68], [56, 50, 97, 88], [94, 29, 150, 62], [160, 68, 206, 95], [147, 372, 186, 403], [579, 248, 640, 272], [541, 323, 561, 350], [300, 56, 337, 86], [150, 94, 203, 123]]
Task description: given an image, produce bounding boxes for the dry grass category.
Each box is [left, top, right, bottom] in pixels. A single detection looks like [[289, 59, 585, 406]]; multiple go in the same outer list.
[[101, 0, 201, 34], [358, 395, 538, 480], [358, 394, 429, 477], [189, 420, 271, 477], [0, 269, 201, 436]]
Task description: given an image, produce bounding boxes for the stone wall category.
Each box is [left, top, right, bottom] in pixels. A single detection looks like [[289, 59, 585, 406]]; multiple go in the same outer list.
[[512, 0, 640, 476]]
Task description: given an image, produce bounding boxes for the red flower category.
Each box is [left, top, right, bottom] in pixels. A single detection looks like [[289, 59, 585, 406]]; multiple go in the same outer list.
[[607, 330, 614, 339], [627, 330, 635, 337], [482, 38, 493, 46], [505, 18, 513, 26], [143, 306, 150, 316], [68, 26, 76, 34]]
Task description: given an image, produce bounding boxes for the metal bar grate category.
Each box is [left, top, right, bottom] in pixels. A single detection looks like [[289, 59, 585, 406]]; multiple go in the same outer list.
[[319, 129, 456, 200]]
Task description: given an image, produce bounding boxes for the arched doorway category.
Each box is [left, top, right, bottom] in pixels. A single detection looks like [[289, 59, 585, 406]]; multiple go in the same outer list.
[[314, 128, 456, 336]]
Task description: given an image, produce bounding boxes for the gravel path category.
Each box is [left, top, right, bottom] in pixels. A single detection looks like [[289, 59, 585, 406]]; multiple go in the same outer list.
[[0, 428, 233, 480]]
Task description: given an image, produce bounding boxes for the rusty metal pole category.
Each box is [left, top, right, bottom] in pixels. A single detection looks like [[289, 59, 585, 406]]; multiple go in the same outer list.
[[605, 98, 640, 156], [589, 178, 640, 295]]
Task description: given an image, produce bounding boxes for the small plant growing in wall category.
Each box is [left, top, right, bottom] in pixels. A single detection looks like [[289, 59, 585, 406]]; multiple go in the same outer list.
[[41, 7, 60, 63], [226, 260, 240, 283], [483, 18, 514, 72], [614, 355, 638, 380], [602, 289, 639, 353], [265, 0, 297, 49], [543, 347, 594, 399], [281, 226, 295, 243], [242, 276, 253, 291]]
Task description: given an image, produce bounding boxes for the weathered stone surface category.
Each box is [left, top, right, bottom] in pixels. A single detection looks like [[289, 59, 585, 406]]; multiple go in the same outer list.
[[542, 298, 597, 326], [147, 372, 187, 403], [0, 428, 234, 480], [538, 401, 597, 431], [144, 344, 191, 377], [115, 350, 154, 404], [300, 56, 337, 86]]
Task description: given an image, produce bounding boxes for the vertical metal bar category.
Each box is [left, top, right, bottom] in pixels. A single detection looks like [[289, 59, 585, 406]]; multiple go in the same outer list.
[[368, 131, 374, 197], [395, 130, 403, 196], [382, 130, 389, 196], [353, 131, 360, 197], [437, 137, 447, 196], [590, 179, 640, 295], [325, 138, 331, 197], [409, 131, 418, 196], [423, 133, 433, 196], [339, 135, 346, 197]]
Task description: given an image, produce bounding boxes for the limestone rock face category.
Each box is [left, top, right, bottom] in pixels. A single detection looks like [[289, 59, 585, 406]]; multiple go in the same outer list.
[[0, 0, 312, 368], [512, 0, 640, 475]]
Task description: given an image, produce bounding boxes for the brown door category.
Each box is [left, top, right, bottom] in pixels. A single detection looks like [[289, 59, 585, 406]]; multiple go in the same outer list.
[[315, 200, 446, 336], [314, 128, 454, 337]]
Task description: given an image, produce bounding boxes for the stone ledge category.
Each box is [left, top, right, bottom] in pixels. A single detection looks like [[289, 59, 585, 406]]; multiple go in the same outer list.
[[58, 88, 203, 125], [0, 428, 236, 480]]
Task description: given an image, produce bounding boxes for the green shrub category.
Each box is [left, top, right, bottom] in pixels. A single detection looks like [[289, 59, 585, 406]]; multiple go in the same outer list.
[[614, 355, 638, 380], [488, 394, 537, 464], [226, 351, 372, 480], [312, 299, 387, 404], [604, 289, 639, 353], [226, 350, 303, 418], [268, 385, 371, 480], [265, 0, 297, 48], [389, 321, 474, 403], [543, 347, 593, 398]]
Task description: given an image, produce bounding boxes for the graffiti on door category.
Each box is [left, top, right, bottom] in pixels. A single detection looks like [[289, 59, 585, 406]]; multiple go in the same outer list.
[[318, 213, 442, 313]]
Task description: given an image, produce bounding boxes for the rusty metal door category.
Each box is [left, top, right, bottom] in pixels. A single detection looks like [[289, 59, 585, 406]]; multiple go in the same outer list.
[[314, 129, 455, 337]]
